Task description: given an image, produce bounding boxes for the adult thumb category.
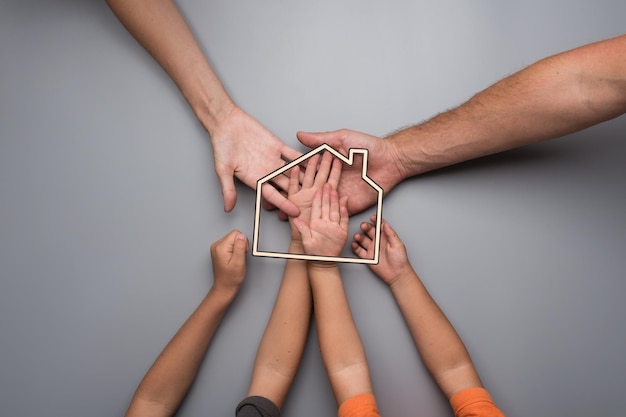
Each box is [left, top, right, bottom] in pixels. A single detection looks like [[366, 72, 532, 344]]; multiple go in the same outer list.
[[297, 130, 345, 151], [218, 173, 237, 212]]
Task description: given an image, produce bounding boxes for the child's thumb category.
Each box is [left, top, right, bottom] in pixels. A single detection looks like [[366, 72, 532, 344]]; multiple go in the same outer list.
[[232, 232, 249, 256]]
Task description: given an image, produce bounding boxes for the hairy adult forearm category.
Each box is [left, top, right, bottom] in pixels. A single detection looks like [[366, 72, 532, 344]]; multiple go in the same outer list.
[[387, 34, 626, 178]]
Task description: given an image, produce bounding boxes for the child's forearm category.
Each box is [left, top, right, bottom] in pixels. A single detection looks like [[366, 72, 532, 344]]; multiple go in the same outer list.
[[308, 263, 373, 405], [124, 288, 236, 417], [389, 271, 482, 398], [246, 241, 311, 408]]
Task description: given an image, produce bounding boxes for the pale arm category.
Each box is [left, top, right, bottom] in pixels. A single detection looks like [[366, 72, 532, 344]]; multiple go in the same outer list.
[[295, 186, 372, 405], [106, 0, 300, 215], [124, 230, 249, 417], [388, 269, 482, 398], [245, 241, 311, 409], [245, 155, 342, 407], [308, 263, 374, 405], [106, 0, 234, 133], [352, 219, 482, 398]]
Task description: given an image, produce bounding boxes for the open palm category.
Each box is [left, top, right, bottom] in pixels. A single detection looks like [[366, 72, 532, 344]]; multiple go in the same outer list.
[[294, 184, 349, 257], [287, 152, 341, 240]]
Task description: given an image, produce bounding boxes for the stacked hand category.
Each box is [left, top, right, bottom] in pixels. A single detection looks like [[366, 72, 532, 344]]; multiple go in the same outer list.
[[297, 129, 405, 215], [286, 152, 342, 242], [293, 184, 349, 258]]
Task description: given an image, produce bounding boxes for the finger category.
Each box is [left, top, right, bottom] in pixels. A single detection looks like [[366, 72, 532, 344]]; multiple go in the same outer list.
[[271, 172, 291, 194], [288, 166, 300, 197], [277, 210, 289, 222], [360, 221, 376, 240], [218, 173, 237, 213], [329, 188, 340, 222], [351, 241, 368, 259], [232, 232, 249, 259], [262, 199, 277, 211], [339, 195, 349, 229], [265, 187, 288, 208], [353, 231, 371, 249], [214, 229, 241, 258], [381, 219, 401, 245], [314, 151, 333, 187], [297, 130, 348, 152], [321, 184, 331, 220], [327, 157, 342, 190], [261, 182, 300, 217], [302, 154, 319, 189], [310, 188, 323, 220]]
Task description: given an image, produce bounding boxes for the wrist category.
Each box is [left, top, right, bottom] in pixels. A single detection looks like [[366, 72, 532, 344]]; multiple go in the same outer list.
[[288, 240, 305, 253], [195, 90, 237, 137], [308, 261, 339, 271], [384, 130, 427, 179], [208, 284, 240, 305], [388, 269, 419, 293]]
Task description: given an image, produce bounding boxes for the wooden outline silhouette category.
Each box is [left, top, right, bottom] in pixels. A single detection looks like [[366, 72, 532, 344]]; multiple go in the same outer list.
[[253, 144, 383, 264]]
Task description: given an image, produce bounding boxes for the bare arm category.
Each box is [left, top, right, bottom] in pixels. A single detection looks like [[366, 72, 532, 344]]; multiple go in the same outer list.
[[124, 230, 249, 417], [106, 0, 233, 133], [389, 33, 626, 177], [308, 262, 374, 405], [245, 241, 311, 409], [245, 154, 342, 407], [297, 34, 626, 214], [352, 219, 482, 398], [106, 0, 300, 215], [294, 185, 373, 405]]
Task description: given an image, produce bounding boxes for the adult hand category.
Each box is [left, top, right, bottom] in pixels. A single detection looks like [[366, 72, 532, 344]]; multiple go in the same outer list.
[[209, 106, 302, 216], [352, 216, 415, 287], [210, 229, 249, 296], [293, 184, 349, 257], [297, 129, 406, 215]]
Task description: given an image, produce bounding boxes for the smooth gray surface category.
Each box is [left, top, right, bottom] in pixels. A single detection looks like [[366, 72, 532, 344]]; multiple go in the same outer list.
[[1, 1, 625, 416]]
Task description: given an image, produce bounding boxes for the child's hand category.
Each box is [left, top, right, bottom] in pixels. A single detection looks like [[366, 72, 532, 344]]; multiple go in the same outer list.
[[352, 217, 414, 286], [293, 183, 349, 257], [210, 229, 249, 296], [287, 152, 342, 241]]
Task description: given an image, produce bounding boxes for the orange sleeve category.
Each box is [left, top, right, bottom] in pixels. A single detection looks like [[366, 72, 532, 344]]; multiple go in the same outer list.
[[338, 393, 381, 417], [449, 387, 506, 417]]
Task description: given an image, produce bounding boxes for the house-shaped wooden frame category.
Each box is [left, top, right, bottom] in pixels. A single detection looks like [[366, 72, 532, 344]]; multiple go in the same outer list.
[[253, 144, 383, 264]]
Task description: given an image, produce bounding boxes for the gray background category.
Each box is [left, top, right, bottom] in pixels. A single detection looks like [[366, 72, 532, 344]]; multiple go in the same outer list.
[[1, 1, 625, 416]]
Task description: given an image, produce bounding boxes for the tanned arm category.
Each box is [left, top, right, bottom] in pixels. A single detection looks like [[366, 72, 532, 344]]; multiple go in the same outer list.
[[245, 151, 342, 407], [295, 184, 373, 405], [352, 218, 482, 398], [124, 230, 248, 417], [297, 34, 626, 214]]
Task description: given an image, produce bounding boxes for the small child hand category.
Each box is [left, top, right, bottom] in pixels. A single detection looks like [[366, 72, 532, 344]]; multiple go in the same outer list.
[[293, 183, 349, 257], [352, 216, 414, 286], [210, 229, 248, 295]]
